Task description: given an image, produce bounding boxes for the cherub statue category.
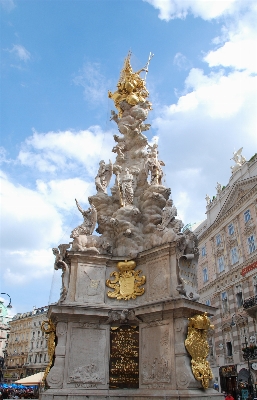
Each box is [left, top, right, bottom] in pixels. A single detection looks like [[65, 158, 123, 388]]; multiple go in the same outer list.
[[52, 244, 70, 302], [71, 200, 97, 237], [157, 199, 177, 230], [95, 160, 113, 194]]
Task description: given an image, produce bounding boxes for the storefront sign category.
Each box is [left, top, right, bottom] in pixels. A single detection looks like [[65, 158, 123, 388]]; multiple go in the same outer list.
[[241, 261, 257, 277]]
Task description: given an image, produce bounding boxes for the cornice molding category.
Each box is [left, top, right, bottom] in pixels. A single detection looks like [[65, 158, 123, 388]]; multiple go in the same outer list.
[[199, 254, 257, 294], [198, 183, 257, 242]]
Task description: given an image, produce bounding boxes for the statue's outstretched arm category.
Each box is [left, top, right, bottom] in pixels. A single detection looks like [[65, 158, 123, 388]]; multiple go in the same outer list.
[[75, 199, 84, 215]]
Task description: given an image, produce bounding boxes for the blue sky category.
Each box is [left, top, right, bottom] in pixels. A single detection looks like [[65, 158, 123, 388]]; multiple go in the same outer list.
[[1, 0, 256, 314]]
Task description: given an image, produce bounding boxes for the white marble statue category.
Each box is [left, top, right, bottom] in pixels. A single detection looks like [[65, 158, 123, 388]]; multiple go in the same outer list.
[[157, 199, 177, 230], [216, 182, 222, 194], [120, 168, 134, 207], [230, 147, 246, 174], [52, 244, 70, 302], [95, 160, 113, 194], [145, 143, 165, 185], [71, 200, 97, 237], [205, 194, 211, 205]]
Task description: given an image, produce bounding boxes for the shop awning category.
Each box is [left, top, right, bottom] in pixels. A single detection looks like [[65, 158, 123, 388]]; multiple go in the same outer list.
[[15, 371, 44, 385]]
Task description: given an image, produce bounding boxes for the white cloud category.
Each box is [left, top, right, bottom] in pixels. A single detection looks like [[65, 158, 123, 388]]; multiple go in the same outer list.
[[73, 62, 111, 104], [166, 68, 257, 119], [154, 66, 257, 223], [144, 0, 240, 21], [204, 6, 257, 74], [0, 171, 63, 251], [0, 0, 16, 12], [173, 52, 192, 70], [8, 44, 31, 61], [36, 178, 94, 210], [18, 127, 115, 177]]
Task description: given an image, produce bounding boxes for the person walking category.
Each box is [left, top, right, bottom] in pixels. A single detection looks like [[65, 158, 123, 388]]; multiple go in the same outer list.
[[225, 394, 235, 400]]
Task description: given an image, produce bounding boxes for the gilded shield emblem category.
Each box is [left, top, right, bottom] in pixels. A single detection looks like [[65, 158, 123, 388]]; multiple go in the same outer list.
[[106, 260, 146, 300]]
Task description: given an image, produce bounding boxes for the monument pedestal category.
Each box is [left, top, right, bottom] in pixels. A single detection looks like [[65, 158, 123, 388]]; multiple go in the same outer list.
[[40, 244, 223, 400], [41, 54, 223, 400]]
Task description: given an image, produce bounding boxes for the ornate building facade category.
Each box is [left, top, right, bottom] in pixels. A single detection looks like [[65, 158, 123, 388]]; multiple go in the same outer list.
[[4, 306, 48, 382], [195, 152, 257, 397]]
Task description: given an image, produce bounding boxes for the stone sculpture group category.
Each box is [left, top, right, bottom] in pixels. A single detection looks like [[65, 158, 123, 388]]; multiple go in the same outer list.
[[52, 51, 199, 304]]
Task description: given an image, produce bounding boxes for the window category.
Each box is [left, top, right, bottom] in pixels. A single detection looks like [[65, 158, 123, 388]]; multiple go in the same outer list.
[[222, 292, 228, 312], [231, 247, 239, 264], [205, 299, 211, 306], [44, 354, 47, 362], [226, 341, 233, 357], [236, 292, 243, 308], [253, 276, 257, 295], [216, 234, 222, 246], [248, 235, 256, 254], [244, 209, 251, 223], [228, 224, 234, 235], [218, 256, 225, 273], [201, 246, 206, 257], [39, 354, 42, 363], [35, 355, 37, 363], [203, 267, 208, 283], [38, 331, 40, 337]]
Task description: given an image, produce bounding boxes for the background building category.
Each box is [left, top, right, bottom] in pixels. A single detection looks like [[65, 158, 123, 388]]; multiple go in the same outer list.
[[195, 152, 257, 397], [5, 306, 48, 382], [0, 296, 12, 382]]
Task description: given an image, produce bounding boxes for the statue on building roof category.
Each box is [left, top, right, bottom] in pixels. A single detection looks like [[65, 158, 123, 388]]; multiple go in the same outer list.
[[230, 147, 246, 174]]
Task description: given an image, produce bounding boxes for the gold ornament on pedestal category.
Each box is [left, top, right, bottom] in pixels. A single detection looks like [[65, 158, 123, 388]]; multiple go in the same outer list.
[[106, 260, 146, 300], [185, 312, 214, 389], [41, 319, 56, 382]]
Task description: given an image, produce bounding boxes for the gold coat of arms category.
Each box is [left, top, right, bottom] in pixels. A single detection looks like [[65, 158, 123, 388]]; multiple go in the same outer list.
[[106, 260, 146, 300]]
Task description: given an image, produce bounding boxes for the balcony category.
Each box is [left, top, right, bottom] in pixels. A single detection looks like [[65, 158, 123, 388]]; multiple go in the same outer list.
[[243, 295, 257, 318]]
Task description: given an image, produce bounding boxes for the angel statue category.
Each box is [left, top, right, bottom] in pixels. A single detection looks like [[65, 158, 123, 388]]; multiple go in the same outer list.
[[52, 244, 70, 302], [70, 200, 97, 238], [230, 147, 246, 174], [157, 199, 177, 231], [95, 160, 113, 194], [145, 143, 165, 185]]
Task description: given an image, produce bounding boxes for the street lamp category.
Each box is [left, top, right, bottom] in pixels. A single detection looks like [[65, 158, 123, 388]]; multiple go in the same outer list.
[[0, 293, 12, 308], [242, 336, 255, 396]]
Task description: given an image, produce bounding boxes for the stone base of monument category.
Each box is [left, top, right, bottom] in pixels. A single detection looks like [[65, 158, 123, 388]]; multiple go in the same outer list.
[[40, 244, 223, 400], [41, 389, 222, 400]]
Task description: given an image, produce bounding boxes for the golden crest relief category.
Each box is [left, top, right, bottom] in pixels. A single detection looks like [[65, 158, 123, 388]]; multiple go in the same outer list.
[[106, 260, 146, 300], [185, 312, 214, 389]]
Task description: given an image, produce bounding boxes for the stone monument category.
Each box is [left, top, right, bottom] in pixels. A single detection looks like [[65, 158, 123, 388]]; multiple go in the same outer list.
[[40, 52, 223, 400]]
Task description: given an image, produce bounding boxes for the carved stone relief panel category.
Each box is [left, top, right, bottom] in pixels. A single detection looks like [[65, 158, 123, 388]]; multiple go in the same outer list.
[[67, 326, 108, 386], [75, 263, 105, 303], [147, 256, 170, 301], [141, 322, 171, 385]]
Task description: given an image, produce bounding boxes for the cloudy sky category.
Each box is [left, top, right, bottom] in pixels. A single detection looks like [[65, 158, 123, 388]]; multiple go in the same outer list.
[[1, 0, 256, 314]]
